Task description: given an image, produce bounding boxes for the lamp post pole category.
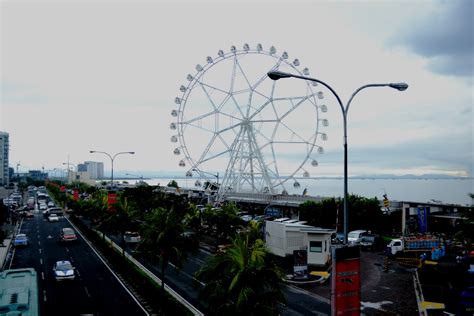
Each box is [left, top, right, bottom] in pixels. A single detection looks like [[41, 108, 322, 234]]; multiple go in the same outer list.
[[90, 151, 135, 189], [267, 70, 408, 244]]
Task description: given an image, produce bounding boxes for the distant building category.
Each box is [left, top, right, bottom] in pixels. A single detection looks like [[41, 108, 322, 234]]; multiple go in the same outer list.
[[77, 163, 88, 172], [28, 170, 48, 181], [0, 131, 9, 186], [84, 161, 104, 179]]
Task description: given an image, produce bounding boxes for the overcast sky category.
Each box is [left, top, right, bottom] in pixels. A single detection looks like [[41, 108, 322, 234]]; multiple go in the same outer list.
[[1, 0, 472, 180]]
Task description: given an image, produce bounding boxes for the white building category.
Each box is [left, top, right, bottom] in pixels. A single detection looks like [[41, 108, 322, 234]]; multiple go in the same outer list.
[[83, 161, 104, 179], [0, 132, 9, 186], [265, 219, 335, 267]]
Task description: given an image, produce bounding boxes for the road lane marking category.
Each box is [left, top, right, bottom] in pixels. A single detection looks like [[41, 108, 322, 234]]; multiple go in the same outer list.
[[43, 290, 47, 302], [39, 248, 42, 254], [40, 258, 43, 265], [66, 217, 149, 316], [38, 241, 41, 246], [41, 272, 45, 280], [84, 287, 91, 298], [76, 269, 81, 277]]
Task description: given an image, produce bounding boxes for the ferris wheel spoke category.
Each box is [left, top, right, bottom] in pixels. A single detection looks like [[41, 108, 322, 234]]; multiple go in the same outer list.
[[278, 120, 309, 143], [198, 83, 219, 112], [248, 98, 272, 120], [197, 133, 218, 166], [234, 58, 253, 91], [196, 80, 232, 95], [274, 96, 310, 121], [199, 149, 232, 164], [182, 111, 215, 125]]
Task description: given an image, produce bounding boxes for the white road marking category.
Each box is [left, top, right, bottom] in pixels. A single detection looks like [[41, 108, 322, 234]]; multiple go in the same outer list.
[[76, 269, 81, 277], [41, 272, 45, 280], [40, 258, 43, 265], [43, 290, 47, 302], [84, 287, 91, 298], [39, 248, 42, 254], [38, 241, 41, 246]]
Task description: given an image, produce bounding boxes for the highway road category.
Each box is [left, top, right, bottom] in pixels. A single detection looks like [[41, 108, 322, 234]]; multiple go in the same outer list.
[[8, 209, 147, 316], [109, 230, 331, 315]]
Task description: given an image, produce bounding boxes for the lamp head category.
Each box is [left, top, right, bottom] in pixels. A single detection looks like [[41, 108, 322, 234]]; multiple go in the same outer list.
[[89, 150, 95, 153], [267, 70, 292, 80], [129, 151, 135, 154], [389, 82, 409, 91]]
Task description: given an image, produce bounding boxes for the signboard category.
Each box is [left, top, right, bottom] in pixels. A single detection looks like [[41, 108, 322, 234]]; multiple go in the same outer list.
[[417, 207, 428, 233], [107, 192, 117, 211], [331, 246, 361, 316], [293, 249, 308, 279], [73, 190, 79, 201]]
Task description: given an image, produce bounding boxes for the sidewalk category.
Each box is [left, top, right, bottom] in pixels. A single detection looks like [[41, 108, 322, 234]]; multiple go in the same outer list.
[[0, 237, 12, 270]]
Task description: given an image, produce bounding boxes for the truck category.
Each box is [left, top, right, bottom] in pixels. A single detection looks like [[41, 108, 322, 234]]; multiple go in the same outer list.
[[386, 236, 441, 256]]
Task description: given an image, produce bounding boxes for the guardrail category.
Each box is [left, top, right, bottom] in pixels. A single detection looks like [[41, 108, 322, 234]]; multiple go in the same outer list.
[[94, 229, 204, 316]]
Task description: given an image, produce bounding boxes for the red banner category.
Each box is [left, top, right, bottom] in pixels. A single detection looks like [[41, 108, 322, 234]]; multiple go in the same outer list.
[[73, 190, 79, 201], [331, 246, 361, 316], [107, 193, 117, 211]]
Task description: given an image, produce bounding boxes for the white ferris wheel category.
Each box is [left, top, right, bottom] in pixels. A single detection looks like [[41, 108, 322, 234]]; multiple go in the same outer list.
[[170, 44, 329, 197]]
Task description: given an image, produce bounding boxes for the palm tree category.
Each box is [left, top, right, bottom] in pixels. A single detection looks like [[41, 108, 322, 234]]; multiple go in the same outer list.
[[139, 207, 191, 305], [195, 234, 285, 315]]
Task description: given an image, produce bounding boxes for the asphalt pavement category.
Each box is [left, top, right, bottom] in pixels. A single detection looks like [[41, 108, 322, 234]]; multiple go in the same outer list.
[[8, 209, 147, 316]]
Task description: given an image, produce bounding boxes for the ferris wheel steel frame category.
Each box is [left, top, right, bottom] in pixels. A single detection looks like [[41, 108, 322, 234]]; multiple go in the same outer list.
[[171, 44, 328, 200]]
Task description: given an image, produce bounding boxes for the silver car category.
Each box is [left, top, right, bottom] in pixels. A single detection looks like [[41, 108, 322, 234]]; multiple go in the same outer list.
[[53, 260, 75, 280]]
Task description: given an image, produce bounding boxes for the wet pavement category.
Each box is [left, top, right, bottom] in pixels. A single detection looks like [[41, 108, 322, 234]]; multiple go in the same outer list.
[[298, 251, 418, 315]]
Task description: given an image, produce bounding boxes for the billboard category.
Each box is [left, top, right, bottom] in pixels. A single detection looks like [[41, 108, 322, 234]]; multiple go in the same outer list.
[[293, 249, 308, 279], [107, 192, 117, 211], [331, 246, 360, 316], [417, 207, 428, 233]]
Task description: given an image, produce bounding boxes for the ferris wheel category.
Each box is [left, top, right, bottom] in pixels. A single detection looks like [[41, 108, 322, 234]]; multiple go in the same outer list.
[[170, 44, 329, 197]]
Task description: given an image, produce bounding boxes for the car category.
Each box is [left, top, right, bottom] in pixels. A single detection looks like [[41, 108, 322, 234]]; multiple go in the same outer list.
[[124, 231, 141, 243], [240, 214, 254, 222], [53, 260, 75, 280], [44, 207, 63, 218], [47, 201, 55, 208], [347, 230, 368, 245], [60, 228, 77, 242], [332, 232, 345, 244], [48, 214, 59, 222], [12, 234, 28, 247], [39, 203, 47, 211]]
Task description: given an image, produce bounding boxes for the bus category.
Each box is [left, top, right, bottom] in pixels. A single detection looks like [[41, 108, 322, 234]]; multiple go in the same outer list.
[[0, 268, 39, 315]]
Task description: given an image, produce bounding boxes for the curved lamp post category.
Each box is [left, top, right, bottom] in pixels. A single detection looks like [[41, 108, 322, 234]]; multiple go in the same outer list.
[[90, 151, 135, 189], [267, 70, 408, 244]]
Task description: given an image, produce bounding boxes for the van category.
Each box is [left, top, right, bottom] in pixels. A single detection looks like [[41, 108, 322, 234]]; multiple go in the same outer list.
[[347, 230, 367, 245]]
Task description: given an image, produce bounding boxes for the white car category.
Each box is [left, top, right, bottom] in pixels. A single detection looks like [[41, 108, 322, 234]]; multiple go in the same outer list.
[[53, 260, 75, 280], [48, 214, 59, 222], [124, 231, 141, 243], [39, 203, 48, 211]]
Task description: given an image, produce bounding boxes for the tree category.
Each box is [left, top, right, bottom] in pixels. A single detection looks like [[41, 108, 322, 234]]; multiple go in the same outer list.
[[101, 196, 137, 256], [196, 234, 285, 315], [167, 180, 179, 188], [138, 207, 191, 305]]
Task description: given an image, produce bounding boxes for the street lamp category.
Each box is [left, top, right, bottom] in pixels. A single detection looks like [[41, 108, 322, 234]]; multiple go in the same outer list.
[[89, 151, 135, 189], [62, 162, 76, 184], [268, 70, 408, 244]]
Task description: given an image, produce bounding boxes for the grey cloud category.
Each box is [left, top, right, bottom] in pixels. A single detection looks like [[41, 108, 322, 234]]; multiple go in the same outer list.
[[392, 0, 473, 77]]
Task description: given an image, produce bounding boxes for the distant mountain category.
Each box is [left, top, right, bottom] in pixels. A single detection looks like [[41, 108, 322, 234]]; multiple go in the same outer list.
[[111, 171, 471, 180]]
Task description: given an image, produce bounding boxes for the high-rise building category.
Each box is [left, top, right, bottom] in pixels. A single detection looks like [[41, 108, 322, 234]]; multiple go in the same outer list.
[[0, 132, 9, 186], [84, 161, 104, 179]]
